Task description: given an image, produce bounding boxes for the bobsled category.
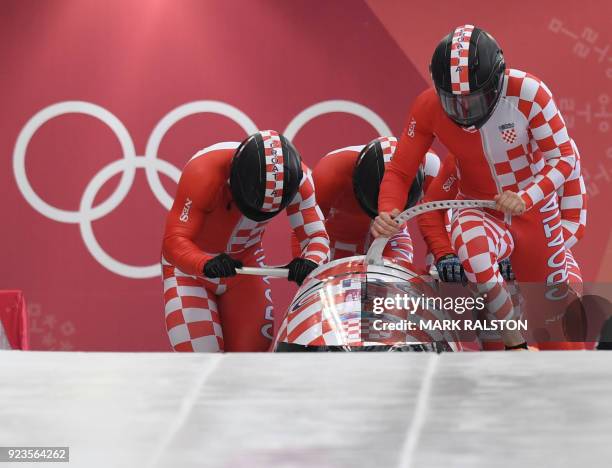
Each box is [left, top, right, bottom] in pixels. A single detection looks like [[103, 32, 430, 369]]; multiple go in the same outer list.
[[237, 200, 496, 352], [271, 255, 462, 352]]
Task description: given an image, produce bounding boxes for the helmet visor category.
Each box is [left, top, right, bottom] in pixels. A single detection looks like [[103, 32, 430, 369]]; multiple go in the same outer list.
[[437, 84, 500, 127]]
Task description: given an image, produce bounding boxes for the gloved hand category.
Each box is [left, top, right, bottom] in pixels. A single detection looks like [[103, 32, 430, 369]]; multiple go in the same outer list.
[[285, 257, 318, 286], [436, 254, 466, 283], [498, 258, 515, 281], [203, 253, 243, 278]]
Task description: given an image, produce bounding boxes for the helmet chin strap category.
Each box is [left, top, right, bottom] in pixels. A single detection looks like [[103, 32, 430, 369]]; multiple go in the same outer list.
[[365, 199, 498, 266]]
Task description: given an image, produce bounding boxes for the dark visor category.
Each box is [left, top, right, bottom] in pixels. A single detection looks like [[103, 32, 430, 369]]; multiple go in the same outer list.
[[437, 58, 505, 128], [437, 85, 500, 127]]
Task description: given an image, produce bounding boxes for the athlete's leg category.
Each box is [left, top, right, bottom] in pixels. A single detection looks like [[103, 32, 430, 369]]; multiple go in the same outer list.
[[510, 195, 582, 349], [480, 280, 523, 350], [451, 208, 514, 318], [216, 247, 275, 352], [451, 208, 524, 347], [217, 274, 274, 351], [566, 249, 583, 294], [549, 249, 586, 350], [162, 260, 224, 352], [510, 194, 567, 283]]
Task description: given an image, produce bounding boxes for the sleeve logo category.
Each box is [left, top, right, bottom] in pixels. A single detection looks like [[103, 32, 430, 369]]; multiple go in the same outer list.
[[406, 118, 417, 138], [179, 198, 192, 222], [442, 175, 457, 192]]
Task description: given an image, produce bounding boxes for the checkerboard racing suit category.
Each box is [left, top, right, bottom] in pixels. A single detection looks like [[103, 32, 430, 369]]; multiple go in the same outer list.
[[418, 143, 587, 349], [162, 141, 329, 352], [379, 69, 578, 323], [294, 137, 440, 267]]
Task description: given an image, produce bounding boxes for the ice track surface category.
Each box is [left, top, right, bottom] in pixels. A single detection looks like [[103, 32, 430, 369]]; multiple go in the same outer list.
[[1, 352, 610, 468]]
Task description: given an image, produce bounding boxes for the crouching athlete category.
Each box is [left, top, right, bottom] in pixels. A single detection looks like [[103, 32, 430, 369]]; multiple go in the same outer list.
[[418, 140, 587, 349], [162, 130, 330, 352], [295, 136, 440, 267]]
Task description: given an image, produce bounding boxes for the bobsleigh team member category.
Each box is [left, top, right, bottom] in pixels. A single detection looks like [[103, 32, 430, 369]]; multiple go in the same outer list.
[[419, 140, 586, 286], [373, 25, 578, 348], [418, 142, 587, 350], [162, 130, 330, 352], [297, 136, 439, 267]]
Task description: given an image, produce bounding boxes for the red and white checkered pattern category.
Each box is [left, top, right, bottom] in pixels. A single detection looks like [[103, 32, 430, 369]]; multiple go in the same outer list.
[[162, 257, 225, 352], [225, 163, 329, 262], [450, 24, 474, 95], [274, 259, 369, 348], [224, 163, 328, 263], [162, 250, 275, 353], [288, 164, 330, 264], [451, 207, 516, 321], [274, 257, 463, 349], [500, 128, 517, 144], [322, 140, 428, 267], [504, 69, 576, 209], [557, 140, 587, 249], [226, 216, 267, 253], [559, 173, 587, 249], [525, 138, 585, 249], [376, 136, 398, 163], [260, 130, 285, 212], [492, 144, 535, 193]]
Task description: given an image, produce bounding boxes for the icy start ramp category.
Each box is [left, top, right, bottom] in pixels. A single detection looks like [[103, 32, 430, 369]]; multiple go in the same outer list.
[[0, 351, 610, 468]]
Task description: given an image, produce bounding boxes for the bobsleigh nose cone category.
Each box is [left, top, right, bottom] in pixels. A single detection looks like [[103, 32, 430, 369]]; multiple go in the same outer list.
[[271, 256, 454, 352]]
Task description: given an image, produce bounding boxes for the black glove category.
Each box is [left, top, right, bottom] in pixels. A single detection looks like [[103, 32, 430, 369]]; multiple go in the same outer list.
[[436, 254, 466, 283], [203, 253, 243, 278], [498, 258, 515, 281], [285, 257, 318, 286]]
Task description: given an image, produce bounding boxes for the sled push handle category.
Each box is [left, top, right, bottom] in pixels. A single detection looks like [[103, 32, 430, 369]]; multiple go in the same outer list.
[[236, 266, 289, 278], [365, 199, 498, 267]]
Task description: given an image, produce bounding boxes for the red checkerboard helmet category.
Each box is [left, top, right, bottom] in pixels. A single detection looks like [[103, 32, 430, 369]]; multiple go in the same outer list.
[[430, 25, 505, 129], [353, 136, 424, 218], [230, 130, 303, 222]]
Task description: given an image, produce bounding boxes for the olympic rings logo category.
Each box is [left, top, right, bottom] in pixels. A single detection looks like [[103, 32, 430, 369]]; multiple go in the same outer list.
[[13, 100, 391, 279]]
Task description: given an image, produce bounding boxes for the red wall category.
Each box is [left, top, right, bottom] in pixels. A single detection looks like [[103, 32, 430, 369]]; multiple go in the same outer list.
[[1, 0, 610, 350]]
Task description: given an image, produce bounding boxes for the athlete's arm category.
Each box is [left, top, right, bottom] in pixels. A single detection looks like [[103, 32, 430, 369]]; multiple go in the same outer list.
[[561, 172, 587, 249], [515, 75, 577, 210], [417, 153, 458, 261], [289, 154, 337, 259], [378, 91, 436, 213], [310, 154, 336, 220], [374, 91, 436, 237], [287, 164, 330, 264], [162, 159, 222, 276], [558, 139, 587, 249]]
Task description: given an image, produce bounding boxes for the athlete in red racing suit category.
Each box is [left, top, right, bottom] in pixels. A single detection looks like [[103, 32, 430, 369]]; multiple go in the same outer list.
[[418, 141, 586, 283], [374, 26, 578, 346], [162, 133, 330, 352], [418, 142, 587, 349], [297, 136, 440, 267]]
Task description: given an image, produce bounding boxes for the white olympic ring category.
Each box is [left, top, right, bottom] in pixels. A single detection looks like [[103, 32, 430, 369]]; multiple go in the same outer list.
[[13, 99, 391, 279]]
